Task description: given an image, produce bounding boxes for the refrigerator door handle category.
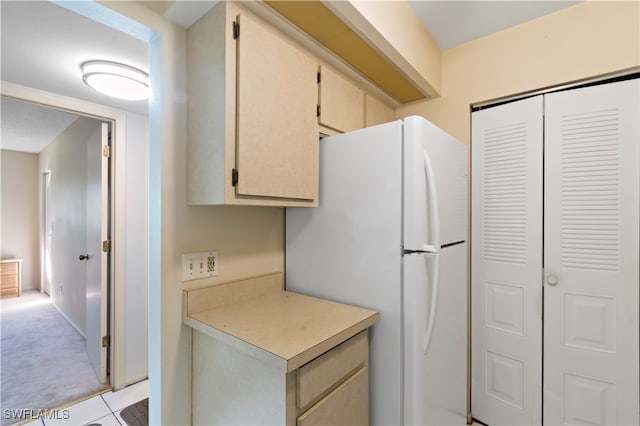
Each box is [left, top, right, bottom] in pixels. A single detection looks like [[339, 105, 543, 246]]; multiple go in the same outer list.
[[422, 149, 441, 253], [423, 252, 441, 354]]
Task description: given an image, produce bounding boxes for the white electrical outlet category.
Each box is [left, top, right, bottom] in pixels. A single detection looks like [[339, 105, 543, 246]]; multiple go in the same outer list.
[[182, 251, 218, 281]]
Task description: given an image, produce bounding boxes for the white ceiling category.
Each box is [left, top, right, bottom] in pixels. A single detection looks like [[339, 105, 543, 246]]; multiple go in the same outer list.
[[1, 0, 148, 153], [1, 0, 580, 154], [1, 98, 80, 154], [409, 1, 581, 50]]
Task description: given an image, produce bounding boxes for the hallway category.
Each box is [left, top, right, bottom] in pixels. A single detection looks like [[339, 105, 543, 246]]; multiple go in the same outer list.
[[1, 290, 108, 425]]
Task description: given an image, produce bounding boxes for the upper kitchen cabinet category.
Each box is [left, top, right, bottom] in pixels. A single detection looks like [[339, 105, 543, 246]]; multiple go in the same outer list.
[[318, 65, 395, 134], [318, 65, 364, 133], [188, 2, 319, 206]]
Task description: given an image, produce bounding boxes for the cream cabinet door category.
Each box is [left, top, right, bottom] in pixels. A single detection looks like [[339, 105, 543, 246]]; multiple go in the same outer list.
[[318, 65, 365, 133], [235, 12, 318, 201]]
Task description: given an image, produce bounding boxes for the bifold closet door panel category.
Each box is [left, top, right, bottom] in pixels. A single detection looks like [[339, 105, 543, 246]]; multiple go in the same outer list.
[[471, 96, 543, 426], [544, 79, 640, 426]]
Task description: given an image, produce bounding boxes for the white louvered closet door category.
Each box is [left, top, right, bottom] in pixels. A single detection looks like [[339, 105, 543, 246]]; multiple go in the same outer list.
[[544, 80, 640, 426], [471, 96, 543, 426]]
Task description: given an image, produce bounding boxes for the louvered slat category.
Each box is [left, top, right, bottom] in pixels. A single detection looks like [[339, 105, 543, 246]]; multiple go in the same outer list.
[[482, 122, 528, 264], [560, 109, 620, 271]]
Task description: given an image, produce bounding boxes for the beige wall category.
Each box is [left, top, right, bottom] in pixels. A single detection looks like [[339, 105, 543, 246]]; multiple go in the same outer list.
[[100, 2, 285, 423], [0, 150, 40, 290], [163, 23, 285, 426], [397, 1, 640, 144]]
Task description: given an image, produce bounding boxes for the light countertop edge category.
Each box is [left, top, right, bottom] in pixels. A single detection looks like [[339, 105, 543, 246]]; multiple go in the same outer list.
[[185, 315, 289, 372], [184, 290, 379, 373], [286, 315, 378, 371]]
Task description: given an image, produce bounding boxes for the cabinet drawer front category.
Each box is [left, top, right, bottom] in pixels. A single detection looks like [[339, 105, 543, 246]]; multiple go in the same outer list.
[[297, 330, 367, 410], [1, 287, 19, 298], [0, 262, 18, 276], [0, 275, 18, 289], [297, 367, 368, 426]]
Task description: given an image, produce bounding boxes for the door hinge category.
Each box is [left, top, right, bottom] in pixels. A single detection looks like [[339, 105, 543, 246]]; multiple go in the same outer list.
[[233, 20, 240, 40], [102, 240, 111, 252], [102, 336, 110, 348], [317, 71, 321, 84], [103, 145, 111, 158], [317, 104, 321, 117], [232, 168, 239, 186]]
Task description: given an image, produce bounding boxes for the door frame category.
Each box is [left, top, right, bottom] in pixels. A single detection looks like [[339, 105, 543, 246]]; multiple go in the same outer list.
[[42, 170, 51, 296], [1, 82, 129, 390]]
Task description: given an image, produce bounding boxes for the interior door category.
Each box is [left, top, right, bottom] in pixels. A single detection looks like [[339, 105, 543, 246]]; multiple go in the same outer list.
[[544, 79, 639, 425], [85, 122, 110, 384], [471, 96, 543, 425]]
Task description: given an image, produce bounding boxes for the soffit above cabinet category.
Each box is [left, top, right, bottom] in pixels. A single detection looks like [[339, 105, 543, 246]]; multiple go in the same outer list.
[[264, 1, 433, 103]]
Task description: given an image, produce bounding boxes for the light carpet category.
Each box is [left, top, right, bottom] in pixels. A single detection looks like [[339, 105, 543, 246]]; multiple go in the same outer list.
[[0, 290, 108, 425]]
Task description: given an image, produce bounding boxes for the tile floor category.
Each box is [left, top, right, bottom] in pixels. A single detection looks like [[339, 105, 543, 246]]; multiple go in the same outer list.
[[21, 380, 148, 426], [16, 379, 481, 426]]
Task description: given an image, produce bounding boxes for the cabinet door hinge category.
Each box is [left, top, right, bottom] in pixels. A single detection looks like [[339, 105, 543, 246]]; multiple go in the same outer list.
[[233, 20, 240, 40], [317, 105, 321, 118], [232, 168, 239, 186], [317, 71, 321, 84], [103, 145, 111, 158], [102, 240, 111, 253], [102, 336, 110, 348]]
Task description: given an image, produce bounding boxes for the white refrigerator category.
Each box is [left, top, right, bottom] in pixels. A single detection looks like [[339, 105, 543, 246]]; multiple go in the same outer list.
[[286, 116, 468, 425]]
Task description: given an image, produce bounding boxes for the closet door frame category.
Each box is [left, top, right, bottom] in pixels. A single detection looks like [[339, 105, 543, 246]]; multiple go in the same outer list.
[[471, 75, 639, 426]]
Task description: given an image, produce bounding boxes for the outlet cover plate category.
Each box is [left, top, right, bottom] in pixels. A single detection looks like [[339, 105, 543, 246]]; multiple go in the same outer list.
[[182, 251, 218, 281]]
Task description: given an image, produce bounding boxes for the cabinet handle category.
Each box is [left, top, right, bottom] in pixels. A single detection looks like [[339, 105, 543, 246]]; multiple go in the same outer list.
[[546, 274, 558, 286], [79, 254, 89, 261]]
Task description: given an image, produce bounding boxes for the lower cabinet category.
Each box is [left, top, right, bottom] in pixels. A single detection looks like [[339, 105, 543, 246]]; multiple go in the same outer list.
[[192, 330, 370, 425], [297, 367, 368, 426]]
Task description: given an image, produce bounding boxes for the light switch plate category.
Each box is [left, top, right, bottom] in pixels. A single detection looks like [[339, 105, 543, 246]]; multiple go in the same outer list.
[[182, 251, 218, 281]]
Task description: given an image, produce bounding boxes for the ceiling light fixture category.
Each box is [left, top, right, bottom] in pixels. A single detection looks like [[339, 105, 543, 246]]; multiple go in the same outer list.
[[81, 60, 149, 101]]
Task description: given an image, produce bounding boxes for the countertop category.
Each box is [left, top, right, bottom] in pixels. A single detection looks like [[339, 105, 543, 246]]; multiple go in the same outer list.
[[183, 273, 378, 373]]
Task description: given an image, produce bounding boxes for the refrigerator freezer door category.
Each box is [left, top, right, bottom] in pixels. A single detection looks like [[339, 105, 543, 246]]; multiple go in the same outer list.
[[403, 243, 467, 425], [403, 116, 468, 251], [287, 120, 404, 426]]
